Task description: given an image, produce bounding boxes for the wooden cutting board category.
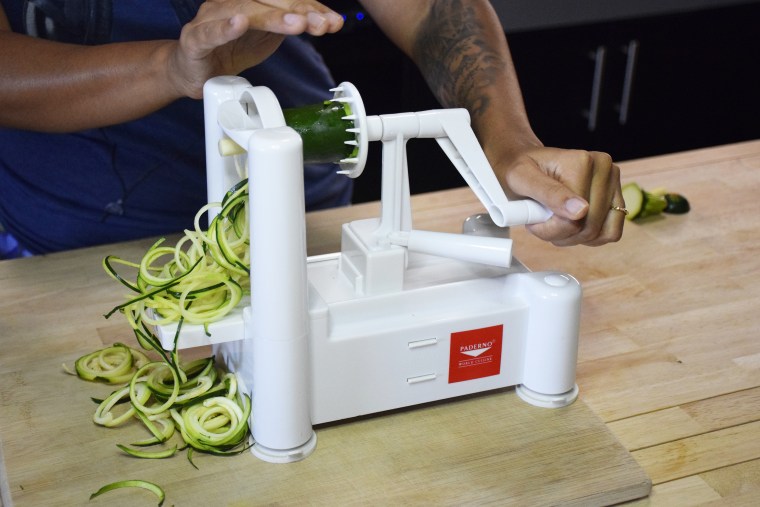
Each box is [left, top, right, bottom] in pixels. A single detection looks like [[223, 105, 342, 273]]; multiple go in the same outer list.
[[1, 219, 650, 507]]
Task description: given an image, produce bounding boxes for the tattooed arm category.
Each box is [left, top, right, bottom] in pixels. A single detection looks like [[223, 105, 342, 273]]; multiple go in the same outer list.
[[360, 0, 624, 247]]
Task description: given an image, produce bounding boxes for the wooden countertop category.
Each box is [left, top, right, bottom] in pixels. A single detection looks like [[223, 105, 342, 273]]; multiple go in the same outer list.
[[3, 140, 760, 505]]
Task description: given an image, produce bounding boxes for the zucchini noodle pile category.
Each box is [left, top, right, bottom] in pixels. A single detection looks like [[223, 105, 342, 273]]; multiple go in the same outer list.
[[94, 178, 253, 454], [71, 343, 251, 460], [103, 178, 250, 342], [73, 179, 255, 503], [71, 343, 251, 505]]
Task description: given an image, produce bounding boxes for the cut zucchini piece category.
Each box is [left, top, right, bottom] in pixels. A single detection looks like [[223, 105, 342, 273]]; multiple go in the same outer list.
[[621, 182, 687, 220], [621, 182, 644, 220]]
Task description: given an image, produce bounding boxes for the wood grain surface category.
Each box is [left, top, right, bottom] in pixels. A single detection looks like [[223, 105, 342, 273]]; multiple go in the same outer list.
[[0, 226, 648, 506], [507, 141, 760, 504], [5, 140, 760, 506]]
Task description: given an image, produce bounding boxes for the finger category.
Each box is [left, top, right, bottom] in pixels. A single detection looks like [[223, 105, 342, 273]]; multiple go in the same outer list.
[[505, 153, 590, 244], [194, 1, 336, 42], [525, 215, 583, 245], [504, 155, 590, 221], [569, 153, 617, 242], [182, 7, 299, 60], [255, 0, 344, 34], [552, 162, 624, 247], [585, 175, 626, 246], [586, 152, 617, 219]]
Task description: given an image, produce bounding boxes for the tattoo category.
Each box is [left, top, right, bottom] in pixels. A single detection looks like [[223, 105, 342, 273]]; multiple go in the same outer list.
[[412, 0, 505, 122]]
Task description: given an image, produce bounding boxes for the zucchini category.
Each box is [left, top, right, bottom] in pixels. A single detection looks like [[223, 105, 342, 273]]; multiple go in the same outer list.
[[218, 99, 358, 163], [283, 100, 357, 163], [621, 182, 690, 220]]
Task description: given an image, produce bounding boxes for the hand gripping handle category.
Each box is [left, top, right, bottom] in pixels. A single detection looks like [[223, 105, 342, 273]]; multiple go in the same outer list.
[[424, 110, 553, 227]]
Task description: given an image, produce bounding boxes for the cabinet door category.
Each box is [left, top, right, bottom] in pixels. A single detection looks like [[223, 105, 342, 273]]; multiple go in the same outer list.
[[619, 4, 760, 157], [510, 3, 760, 162], [508, 23, 621, 154]]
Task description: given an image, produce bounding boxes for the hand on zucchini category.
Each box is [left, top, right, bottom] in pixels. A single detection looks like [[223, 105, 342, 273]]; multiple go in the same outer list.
[[621, 182, 690, 220]]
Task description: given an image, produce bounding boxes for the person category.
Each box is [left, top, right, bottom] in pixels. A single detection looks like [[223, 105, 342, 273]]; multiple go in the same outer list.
[[0, 0, 625, 259]]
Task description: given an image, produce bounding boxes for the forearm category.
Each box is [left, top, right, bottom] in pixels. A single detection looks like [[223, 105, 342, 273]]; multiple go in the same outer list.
[[0, 0, 344, 133], [0, 31, 181, 132], [362, 0, 541, 159], [362, 0, 624, 247]]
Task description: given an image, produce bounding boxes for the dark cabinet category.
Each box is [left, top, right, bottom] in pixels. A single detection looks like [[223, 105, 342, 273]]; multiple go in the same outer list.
[[508, 3, 760, 161], [314, 2, 760, 203]]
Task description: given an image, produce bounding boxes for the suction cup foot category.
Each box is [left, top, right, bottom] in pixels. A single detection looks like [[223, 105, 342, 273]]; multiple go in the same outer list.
[[515, 384, 579, 408], [251, 431, 318, 464]]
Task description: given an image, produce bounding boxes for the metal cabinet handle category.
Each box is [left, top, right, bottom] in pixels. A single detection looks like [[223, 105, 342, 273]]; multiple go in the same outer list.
[[618, 39, 639, 125], [585, 45, 607, 131]]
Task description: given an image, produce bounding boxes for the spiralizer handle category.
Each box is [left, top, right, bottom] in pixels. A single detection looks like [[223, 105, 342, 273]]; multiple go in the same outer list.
[[428, 110, 553, 227]]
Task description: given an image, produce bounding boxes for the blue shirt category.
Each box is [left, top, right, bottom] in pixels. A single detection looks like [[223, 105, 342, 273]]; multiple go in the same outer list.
[[0, 0, 352, 255]]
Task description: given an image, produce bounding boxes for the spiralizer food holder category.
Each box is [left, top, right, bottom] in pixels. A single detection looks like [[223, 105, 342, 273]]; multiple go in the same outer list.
[[157, 75, 582, 463]]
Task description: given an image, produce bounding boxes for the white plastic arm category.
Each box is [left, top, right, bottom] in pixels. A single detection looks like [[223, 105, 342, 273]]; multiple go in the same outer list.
[[424, 110, 553, 227], [203, 76, 286, 222], [389, 230, 513, 268]]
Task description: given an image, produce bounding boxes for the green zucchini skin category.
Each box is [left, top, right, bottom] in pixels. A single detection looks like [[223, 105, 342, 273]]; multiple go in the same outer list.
[[283, 101, 356, 164], [89, 480, 166, 506], [664, 193, 690, 214]]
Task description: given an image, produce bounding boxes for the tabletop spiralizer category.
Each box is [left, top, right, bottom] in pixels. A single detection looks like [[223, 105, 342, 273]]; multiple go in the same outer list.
[[154, 76, 582, 463]]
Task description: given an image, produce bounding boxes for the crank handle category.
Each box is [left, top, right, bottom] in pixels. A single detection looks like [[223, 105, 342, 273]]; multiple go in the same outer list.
[[501, 199, 553, 227]]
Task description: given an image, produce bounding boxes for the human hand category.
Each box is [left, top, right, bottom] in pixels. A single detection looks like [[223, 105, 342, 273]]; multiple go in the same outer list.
[[170, 0, 344, 98], [497, 147, 625, 247]]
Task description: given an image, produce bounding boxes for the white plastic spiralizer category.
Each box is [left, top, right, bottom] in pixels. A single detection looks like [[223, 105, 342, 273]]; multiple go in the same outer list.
[[155, 76, 582, 464]]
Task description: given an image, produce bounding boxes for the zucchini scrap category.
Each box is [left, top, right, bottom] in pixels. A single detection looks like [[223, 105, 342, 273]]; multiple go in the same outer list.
[[89, 480, 165, 506], [622, 182, 690, 220]]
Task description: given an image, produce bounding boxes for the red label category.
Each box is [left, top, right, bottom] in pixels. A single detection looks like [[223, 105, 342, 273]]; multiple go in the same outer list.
[[448, 325, 503, 383]]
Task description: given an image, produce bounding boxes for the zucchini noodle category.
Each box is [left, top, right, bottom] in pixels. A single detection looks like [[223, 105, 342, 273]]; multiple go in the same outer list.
[[73, 344, 250, 452], [71, 345, 251, 503], [75, 180, 255, 504], [74, 342, 150, 384], [89, 480, 166, 506], [70, 343, 252, 462], [103, 179, 250, 331], [171, 390, 251, 454], [93, 383, 150, 427]]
